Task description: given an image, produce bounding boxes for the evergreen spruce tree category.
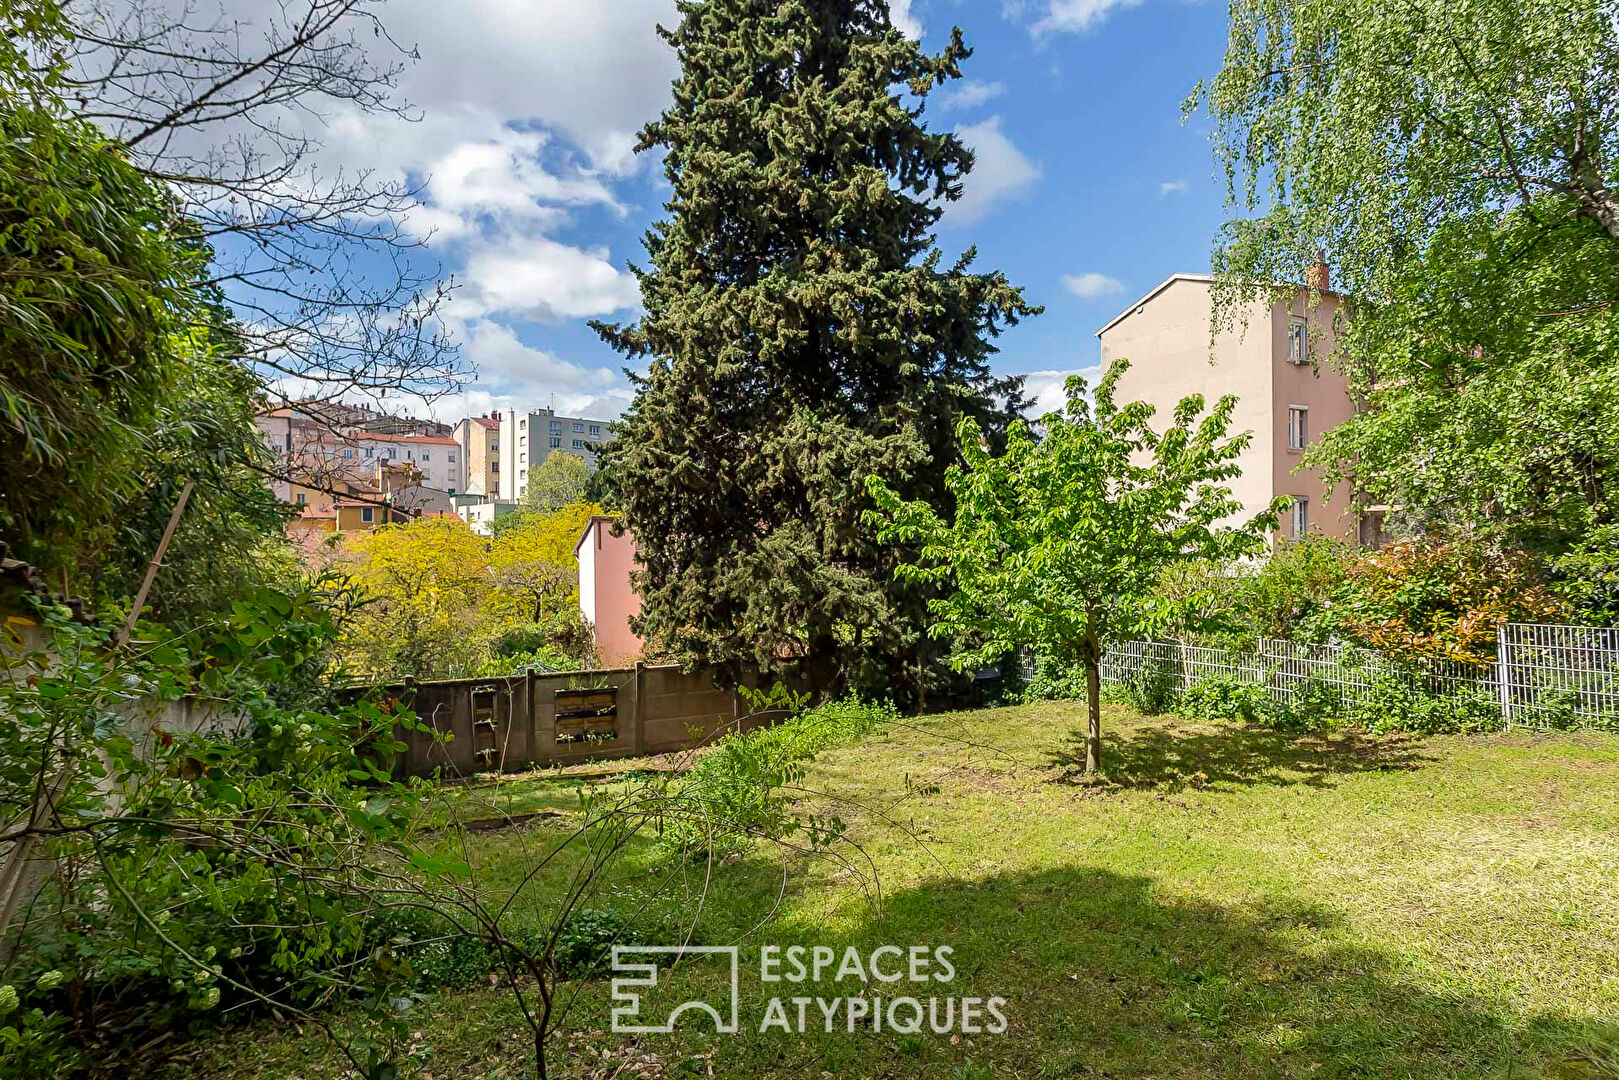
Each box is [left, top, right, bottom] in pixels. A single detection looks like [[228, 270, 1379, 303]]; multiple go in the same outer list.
[[594, 0, 1038, 696]]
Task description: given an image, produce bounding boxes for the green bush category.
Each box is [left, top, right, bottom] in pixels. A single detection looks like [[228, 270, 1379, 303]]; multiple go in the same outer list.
[[1021, 652, 1087, 703], [367, 906, 642, 987], [657, 696, 895, 859], [554, 909, 634, 977], [1179, 675, 1268, 723], [1118, 656, 1181, 715]]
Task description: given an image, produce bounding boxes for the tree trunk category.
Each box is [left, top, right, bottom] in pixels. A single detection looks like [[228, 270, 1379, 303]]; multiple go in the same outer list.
[[1084, 654, 1102, 774], [535, 1029, 547, 1079], [1573, 158, 1619, 244]]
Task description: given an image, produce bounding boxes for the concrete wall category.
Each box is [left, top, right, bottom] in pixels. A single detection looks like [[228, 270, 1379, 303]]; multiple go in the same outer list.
[[386, 663, 760, 777]]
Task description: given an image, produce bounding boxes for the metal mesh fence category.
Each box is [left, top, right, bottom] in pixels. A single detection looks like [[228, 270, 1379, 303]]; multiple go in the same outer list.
[[1497, 623, 1619, 727], [1098, 624, 1619, 729]]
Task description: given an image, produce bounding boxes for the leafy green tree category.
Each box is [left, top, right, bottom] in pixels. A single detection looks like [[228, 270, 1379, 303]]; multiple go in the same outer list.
[[594, 0, 1037, 695], [867, 361, 1279, 773], [1192, 0, 1619, 546], [520, 451, 590, 514], [0, 77, 203, 570]]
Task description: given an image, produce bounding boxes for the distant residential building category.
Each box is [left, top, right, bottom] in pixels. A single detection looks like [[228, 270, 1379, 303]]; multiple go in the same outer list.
[[453, 413, 503, 497], [256, 408, 466, 495], [453, 495, 518, 537], [575, 516, 642, 666], [281, 461, 455, 553], [498, 407, 612, 502], [1095, 267, 1364, 544]]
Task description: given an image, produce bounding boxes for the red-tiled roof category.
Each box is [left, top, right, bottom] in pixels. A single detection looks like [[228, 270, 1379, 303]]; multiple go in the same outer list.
[[473, 417, 499, 429]]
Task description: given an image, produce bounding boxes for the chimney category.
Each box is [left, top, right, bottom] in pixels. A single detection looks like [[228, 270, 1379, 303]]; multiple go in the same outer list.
[[1306, 253, 1330, 293]]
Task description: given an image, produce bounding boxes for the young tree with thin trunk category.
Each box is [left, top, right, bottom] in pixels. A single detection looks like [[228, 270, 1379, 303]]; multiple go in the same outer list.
[[867, 361, 1279, 773]]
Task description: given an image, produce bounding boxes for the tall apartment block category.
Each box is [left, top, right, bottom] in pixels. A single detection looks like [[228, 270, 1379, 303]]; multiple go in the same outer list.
[[497, 407, 613, 502], [453, 414, 502, 497]]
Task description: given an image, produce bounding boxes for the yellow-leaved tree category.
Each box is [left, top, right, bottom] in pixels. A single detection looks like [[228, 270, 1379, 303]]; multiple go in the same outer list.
[[341, 516, 492, 678]]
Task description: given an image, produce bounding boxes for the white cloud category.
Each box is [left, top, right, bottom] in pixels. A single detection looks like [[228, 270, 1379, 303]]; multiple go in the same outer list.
[[1021, 366, 1103, 417], [946, 116, 1041, 225], [936, 79, 1006, 111], [461, 238, 642, 322], [1030, 0, 1144, 35], [1159, 179, 1189, 196], [1062, 272, 1126, 299], [890, 0, 924, 38], [458, 321, 619, 387]]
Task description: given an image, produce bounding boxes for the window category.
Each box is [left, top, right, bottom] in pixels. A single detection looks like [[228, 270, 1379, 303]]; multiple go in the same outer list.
[[550, 436, 562, 448], [1291, 497, 1309, 537], [549, 420, 561, 433], [589, 424, 601, 437], [364, 447, 375, 458], [421, 452, 430, 462], [1288, 319, 1308, 364], [520, 418, 527, 429], [572, 438, 584, 449], [295, 492, 306, 505], [1287, 406, 1308, 451], [491, 461, 499, 473], [284, 433, 293, 451], [572, 422, 584, 433], [342, 448, 354, 459], [447, 452, 457, 463], [519, 435, 526, 447], [360, 506, 375, 524], [520, 469, 527, 480]]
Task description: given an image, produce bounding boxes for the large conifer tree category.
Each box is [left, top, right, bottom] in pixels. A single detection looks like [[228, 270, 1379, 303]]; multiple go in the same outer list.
[[594, 0, 1037, 694]]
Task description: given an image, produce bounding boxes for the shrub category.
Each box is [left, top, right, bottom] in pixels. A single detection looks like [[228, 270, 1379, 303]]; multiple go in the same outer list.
[[1329, 535, 1565, 664], [1234, 535, 1355, 644], [1346, 676, 1504, 735], [1551, 524, 1619, 627], [1179, 675, 1267, 723], [553, 909, 634, 977], [657, 696, 895, 859], [1022, 652, 1087, 703], [1118, 655, 1181, 715]]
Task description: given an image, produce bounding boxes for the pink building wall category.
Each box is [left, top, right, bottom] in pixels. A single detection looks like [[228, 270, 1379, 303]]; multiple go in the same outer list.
[[576, 517, 644, 666]]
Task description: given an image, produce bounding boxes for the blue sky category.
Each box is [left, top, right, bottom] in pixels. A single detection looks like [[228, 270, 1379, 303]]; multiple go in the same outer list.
[[311, 0, 1237, 423]]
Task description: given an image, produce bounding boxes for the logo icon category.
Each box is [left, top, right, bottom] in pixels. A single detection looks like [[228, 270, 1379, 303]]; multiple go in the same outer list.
[[610, 945, 740, 1034]]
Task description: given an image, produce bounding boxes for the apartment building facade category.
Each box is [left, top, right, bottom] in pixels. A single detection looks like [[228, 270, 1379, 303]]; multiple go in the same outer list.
[[1096, 272, 1359, 543], [497, 407, 612, 502], [256, 408, 466, 496], [453, 414, 502, 497]]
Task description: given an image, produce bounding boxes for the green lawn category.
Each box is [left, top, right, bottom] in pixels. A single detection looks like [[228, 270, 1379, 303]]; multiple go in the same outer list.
[[175, 701, 1619, 1079]]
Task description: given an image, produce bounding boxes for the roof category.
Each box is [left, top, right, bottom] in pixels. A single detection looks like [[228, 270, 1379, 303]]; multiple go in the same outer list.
[[473, 417, 499, 429], [1094, 273, 1216, 338], [573, 514, 619, 558], [354, 431, 459, 446], [1095, 271, 1344, 338]]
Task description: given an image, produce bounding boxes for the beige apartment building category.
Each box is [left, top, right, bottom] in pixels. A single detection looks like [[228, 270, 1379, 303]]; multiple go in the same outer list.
[[1096, 272, 1361, 543], [453, 414, 502, 497], [498, 407, 612, 502]]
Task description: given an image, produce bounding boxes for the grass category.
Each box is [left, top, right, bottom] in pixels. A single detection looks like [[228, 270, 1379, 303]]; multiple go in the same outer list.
[[171, 700, 1619, 1079]]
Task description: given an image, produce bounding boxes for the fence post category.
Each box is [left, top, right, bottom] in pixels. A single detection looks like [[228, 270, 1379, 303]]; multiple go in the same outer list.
[[1496, 624, 1514, 729], [632, 661, 648, 755]]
